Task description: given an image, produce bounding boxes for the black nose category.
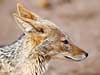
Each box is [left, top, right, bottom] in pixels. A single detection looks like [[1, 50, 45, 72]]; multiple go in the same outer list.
[[85, 53, 88, 57]]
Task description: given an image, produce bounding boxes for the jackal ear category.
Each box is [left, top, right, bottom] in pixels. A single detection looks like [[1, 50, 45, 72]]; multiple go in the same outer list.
[[17, 3, 39, 20], [13, 14, 35, 33]]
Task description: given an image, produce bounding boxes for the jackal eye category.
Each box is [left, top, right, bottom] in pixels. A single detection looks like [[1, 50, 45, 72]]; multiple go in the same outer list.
[[38, 28, 44, 33], [62, 40, 69, 44]]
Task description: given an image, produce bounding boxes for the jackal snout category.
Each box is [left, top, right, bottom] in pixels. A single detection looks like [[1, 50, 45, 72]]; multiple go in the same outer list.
[[63, 43, 88, 61]]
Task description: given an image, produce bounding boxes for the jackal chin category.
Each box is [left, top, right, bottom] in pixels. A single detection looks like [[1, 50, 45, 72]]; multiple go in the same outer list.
[[64, 52, 88, 61]]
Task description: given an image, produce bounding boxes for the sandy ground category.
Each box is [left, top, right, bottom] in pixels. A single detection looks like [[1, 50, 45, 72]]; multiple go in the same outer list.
[[0, 0, 100, 75]]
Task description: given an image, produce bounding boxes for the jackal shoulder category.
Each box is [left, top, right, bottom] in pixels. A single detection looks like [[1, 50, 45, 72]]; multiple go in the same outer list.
[[0, 34, 25, 63]]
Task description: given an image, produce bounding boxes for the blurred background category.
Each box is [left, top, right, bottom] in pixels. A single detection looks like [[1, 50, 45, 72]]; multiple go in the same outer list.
[[0, 0, 100, 75]]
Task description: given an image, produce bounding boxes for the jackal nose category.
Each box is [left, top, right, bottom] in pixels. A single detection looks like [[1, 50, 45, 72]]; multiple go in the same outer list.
[[85, 53, 88, 57]]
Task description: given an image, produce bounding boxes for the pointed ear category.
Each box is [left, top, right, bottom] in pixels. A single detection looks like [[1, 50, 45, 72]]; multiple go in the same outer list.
[[13, 14, 36, 33], [17, 3, 39, 20]]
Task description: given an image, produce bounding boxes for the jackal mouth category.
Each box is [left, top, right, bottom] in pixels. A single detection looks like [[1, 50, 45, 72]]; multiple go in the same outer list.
[[64, 53, 88, 61]]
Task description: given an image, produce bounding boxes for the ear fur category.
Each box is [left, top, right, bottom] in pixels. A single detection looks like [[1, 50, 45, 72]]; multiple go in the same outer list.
[[13, 14, 35, 33], [13, 3, 41, 33], [17, 3, 39, 20], [13, 3, 57, 34]]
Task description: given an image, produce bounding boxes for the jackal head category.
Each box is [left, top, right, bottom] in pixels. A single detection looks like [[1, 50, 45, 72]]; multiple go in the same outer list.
[[13, 4, 88, 61]]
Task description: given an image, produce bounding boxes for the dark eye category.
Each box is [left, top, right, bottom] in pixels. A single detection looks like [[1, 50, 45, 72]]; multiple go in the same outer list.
[[37, 27, 44, 33], [62, 40, 69, 44]]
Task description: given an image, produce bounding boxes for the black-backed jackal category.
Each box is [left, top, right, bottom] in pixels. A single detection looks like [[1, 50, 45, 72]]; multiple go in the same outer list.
[[0, 4, 88, 75]]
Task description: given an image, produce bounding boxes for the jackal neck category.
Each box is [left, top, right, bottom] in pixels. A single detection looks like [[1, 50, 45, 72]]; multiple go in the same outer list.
[[15, 34, 49, 75], [15, 53, 48, 75]]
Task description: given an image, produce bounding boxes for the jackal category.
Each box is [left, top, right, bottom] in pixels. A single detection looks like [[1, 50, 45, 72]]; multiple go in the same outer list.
[[0, 4, 88, 75]]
